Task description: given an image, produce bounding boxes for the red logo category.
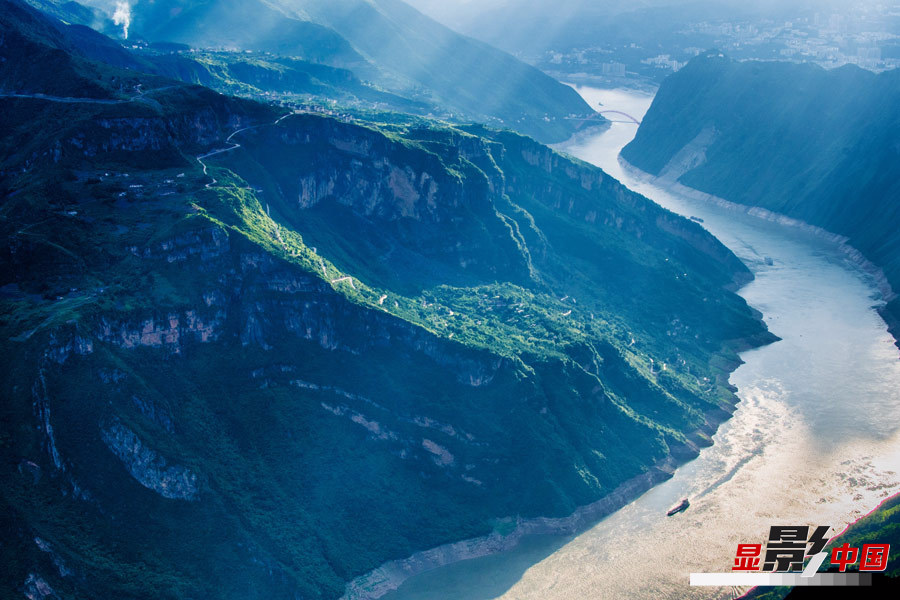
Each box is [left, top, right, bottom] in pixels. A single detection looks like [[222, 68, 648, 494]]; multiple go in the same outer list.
[[732, 526, 890, 573]]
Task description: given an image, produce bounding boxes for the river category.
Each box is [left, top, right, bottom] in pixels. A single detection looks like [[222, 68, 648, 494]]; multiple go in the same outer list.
[[382, 86, 900, 600]]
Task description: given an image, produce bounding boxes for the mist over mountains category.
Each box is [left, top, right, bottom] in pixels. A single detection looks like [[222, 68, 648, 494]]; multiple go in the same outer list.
[[407, 0, 900, 85], [0, 0, 777, 598], [3, 0, 898, 598], [60, 0, 599, 143]]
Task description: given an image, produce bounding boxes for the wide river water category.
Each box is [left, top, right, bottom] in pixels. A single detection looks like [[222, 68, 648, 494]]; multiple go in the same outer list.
[[383, 86, 900, 600]]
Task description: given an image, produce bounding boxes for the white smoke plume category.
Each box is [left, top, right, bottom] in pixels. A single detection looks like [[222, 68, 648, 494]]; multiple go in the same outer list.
[[112, 1, 132, 40]]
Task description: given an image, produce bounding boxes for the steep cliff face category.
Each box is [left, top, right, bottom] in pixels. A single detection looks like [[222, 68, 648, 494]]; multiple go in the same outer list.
[[622, 51, 900, 349], [489, 129, 751, 284], [101, 420, 199, 500], [0, 87, 275, 174], [2, 215, 682, 598], [224, 115, 535, 292], [0, 15, 776, 599]]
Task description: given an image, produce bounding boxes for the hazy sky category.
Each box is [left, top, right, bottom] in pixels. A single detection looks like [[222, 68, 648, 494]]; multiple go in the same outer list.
[[405, 0, 898, 39], [407, 0, 893, 20]]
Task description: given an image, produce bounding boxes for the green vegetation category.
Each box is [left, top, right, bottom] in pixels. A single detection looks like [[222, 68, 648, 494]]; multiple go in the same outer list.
[[1, 5, 775, 599], [0, 0, 150, 98], [748, 493, 900, 599], [130, 0, 367, 67], [622, 51, 900, 349], [0, 100, 771, 599], [122, 0, 598, 143], [153, 51, 426, 111]]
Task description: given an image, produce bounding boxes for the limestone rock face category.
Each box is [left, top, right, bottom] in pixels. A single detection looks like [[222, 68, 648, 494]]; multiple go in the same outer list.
[[101, 420, 199, 501]]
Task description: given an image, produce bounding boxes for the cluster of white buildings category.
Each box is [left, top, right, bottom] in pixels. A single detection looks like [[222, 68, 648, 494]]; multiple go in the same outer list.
[[686, 6, 900, 73], [540, 4, 899, 81]]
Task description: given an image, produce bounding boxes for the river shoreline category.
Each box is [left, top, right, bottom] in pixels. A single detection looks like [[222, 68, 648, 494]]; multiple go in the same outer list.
[[353, 86, 900, 600], [342, 348, 766, 600], [618, 159, 900, 353], [341, 198, 779, 600]]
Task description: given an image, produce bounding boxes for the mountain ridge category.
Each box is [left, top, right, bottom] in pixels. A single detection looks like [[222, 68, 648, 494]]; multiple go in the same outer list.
[[73, 0, 600, 143], [622, 51, 900, 350], [1, 5, 776, 599]]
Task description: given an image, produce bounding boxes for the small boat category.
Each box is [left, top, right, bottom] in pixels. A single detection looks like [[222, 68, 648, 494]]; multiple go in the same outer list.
[[689, 216, 704, 223], [667, 497, 690, 516]]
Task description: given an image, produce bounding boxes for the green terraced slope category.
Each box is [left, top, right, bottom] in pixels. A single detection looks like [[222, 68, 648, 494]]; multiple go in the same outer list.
[[1, 5, 776, 598]]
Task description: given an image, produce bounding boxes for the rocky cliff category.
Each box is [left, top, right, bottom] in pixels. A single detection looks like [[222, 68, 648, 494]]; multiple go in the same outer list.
[[622, 51, 900, 350], [1, 12, 775, 600]]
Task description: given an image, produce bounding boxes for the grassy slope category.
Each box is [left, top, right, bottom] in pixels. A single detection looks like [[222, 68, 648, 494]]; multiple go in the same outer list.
[[0, 105, 772, 599], [120, 0, 597, 143], [146, 51, 431, 116], [1, 8, 774, 599]]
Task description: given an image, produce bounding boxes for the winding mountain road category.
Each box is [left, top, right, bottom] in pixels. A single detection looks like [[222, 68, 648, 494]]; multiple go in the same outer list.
[[197, 111, 295, 188], [0, 85, 180, 105], [0, 87, 294, 189]]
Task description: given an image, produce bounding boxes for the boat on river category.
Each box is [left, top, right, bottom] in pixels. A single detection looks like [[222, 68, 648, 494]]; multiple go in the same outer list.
[[666, 498, 690, 516]]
